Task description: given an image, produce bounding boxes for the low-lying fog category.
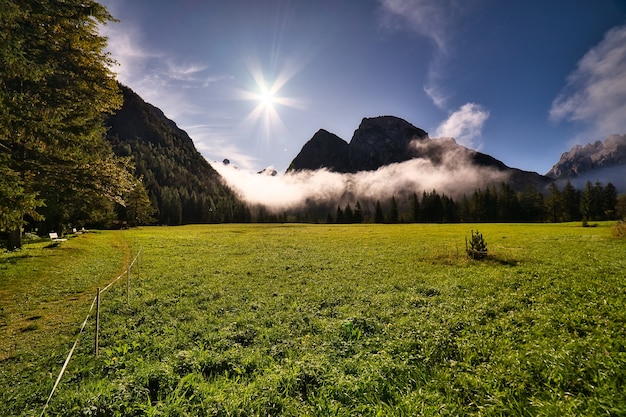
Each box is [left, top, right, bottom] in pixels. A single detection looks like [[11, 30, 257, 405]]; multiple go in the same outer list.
[[214, 139, 510, 211]]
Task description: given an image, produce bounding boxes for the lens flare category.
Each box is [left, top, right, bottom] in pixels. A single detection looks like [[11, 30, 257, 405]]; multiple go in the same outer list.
[[237, 57, 306, 148]]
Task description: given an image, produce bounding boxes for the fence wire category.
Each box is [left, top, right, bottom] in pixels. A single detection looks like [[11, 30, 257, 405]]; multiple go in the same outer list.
[[39, 246, 142, 417]]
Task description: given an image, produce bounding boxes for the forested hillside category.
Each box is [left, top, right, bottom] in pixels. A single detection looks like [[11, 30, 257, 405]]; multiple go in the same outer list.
[[106, 85, 250, 225]]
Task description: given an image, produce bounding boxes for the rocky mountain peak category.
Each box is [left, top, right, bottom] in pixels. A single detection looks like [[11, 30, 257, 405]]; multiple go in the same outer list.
[[288, 116, 429, 174], [288, 129, 350, 172], [287, 115, 552, 193], [546, 134, 626, 178], [349, 116, 428, 171]]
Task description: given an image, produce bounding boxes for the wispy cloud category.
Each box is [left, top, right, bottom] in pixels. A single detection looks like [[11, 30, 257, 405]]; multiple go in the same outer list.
[[100, 21, 161, 87], [378, 0, 489, 147], [102, 20, 231, 93], [378, 0, 457, 54], [550, 25, 626, 140], [378, 0, 478, 110], [435, 103, 489, 149], [100, 18, 246, 163], [188, 123, 261, 171]]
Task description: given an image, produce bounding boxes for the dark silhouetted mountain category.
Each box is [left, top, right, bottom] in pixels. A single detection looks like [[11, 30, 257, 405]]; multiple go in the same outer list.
[[350, 116, 428, 170], [288, 115, 551, 192], [288, 129, 351, 172], [546, 134, 626, 192], [105, 84, 249, 224]]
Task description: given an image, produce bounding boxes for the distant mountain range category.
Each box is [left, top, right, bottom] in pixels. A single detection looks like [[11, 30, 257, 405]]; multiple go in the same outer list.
[[105, 87, 625, 222], [287, 115, 552, 193], [546, 134, 626, 191]]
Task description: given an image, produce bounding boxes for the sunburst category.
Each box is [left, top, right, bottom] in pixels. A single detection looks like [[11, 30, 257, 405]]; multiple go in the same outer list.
[[238, 58, 306, 143]]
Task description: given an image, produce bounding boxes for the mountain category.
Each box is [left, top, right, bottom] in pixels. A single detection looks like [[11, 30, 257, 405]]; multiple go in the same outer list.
[[288, 129, 351, 172], [105, 84, 249, 224], [349, 116, 428, 171], [546, 134, 626, 192], [288, 115, 551, 192]]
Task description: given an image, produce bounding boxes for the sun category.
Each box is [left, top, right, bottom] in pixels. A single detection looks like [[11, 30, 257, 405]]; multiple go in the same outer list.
[[237, 58, 307, 147], [259, 87, 276, 108]]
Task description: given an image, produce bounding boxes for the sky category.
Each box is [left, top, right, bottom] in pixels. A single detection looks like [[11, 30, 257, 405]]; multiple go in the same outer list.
[[98, 0, 626, 178]]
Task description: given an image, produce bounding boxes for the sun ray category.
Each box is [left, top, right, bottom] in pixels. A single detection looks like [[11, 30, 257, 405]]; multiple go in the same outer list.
[[237, 57, 307, 151]]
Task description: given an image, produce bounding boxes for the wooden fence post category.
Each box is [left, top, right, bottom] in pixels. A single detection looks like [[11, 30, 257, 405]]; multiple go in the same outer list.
[[95, 287, 100, 357], [126, 266, 130, 304], [137, 249, 140, 280]]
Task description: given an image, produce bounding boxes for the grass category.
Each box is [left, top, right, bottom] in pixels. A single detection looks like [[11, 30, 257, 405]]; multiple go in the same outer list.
[[1, 223, 625, 416]]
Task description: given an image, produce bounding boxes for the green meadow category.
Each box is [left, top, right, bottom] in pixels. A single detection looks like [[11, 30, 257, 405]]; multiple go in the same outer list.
[[1, 223, 625, 416]]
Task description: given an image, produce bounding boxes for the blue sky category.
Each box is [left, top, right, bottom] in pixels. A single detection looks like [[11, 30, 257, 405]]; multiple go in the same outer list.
[[99, 0, 626, 175]]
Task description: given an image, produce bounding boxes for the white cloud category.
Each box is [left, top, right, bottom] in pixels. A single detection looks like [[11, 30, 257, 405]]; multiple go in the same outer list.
[[435, 103, 489, 149], [550, 25, 626, 138], [100, 21, 160, 86], [423, 59, 449, 109]]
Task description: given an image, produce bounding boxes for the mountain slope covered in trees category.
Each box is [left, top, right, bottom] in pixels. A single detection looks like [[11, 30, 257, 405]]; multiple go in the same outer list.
[[106, 85, 249, 225]]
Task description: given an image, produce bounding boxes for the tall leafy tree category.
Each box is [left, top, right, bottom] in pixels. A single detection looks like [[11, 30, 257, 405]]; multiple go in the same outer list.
[[0, 0, 135, 248]]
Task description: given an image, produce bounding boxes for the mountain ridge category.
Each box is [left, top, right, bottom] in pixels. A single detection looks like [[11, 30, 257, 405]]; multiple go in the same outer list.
[[288, 115, 551, 193], [105, 84, 249, 224], [547, 134, 626, 178], [546, 134, 626, 192]]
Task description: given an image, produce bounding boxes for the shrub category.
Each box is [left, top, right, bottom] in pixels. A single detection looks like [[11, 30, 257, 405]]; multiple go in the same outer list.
[[466, 229, 488, 260]]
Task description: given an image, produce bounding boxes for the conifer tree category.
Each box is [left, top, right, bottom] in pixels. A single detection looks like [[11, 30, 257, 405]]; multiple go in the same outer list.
[[335, 206, 344, 224], [545, 182, 563, 223], [343, 203, 354, 223], [562, 180, 580, 222], [353, 201, 364, 223], [410, 192, 420, 223], [604, 182, 618, 220], [388, 195, 399, 224], [0, 0, 135, 248], [374, 200, 384, 223]]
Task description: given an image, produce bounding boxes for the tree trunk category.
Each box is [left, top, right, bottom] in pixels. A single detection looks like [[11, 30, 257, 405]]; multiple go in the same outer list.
[[7, 228, 22, 250]]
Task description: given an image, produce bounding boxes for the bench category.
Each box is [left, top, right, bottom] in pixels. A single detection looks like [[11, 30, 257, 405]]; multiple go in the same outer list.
[[49, 232, 67, 243]]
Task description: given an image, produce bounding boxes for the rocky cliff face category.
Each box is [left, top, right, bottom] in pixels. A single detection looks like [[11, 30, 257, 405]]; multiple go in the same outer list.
[[546, 134, 626, 178], [288, 116, 426, 173], [349, 116, 428, 171]]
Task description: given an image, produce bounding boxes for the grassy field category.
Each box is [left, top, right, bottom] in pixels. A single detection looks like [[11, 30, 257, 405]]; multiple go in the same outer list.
[[1, 223, 625, 416]]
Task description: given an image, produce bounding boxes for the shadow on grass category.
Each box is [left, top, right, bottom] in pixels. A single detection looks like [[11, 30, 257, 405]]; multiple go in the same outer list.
[[0, 252, 34, 264], [481, 255, 519, 266]]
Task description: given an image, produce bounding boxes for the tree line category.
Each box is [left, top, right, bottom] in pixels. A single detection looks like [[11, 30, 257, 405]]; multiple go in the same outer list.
[[252, 181, 624, 224]]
